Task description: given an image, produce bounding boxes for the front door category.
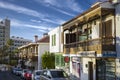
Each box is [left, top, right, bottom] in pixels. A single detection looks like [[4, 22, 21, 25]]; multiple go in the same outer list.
[[88, 62, 93, 80]]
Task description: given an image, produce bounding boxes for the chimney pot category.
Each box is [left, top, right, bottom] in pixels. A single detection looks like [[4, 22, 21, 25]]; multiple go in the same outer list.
[[34, 35, 38, 42]]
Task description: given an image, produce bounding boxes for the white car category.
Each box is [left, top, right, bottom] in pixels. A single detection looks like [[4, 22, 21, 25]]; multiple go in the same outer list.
[[40, 69, 70, 80], [32, 70, 42, 80], [15, 68, 22, 76]]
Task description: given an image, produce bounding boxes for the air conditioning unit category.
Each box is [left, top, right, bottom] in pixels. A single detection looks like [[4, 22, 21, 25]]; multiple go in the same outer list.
[[112, 0, 120, 4]]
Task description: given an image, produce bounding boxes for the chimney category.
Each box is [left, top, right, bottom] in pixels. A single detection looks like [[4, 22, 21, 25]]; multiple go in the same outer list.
[[43, 33, 48, 37], [34, 35, 38, 42]]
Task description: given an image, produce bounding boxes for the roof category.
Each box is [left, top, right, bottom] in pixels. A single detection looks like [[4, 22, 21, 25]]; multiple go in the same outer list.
[[18, 42, 38, 49], [37, 35, 49, 43], [62, 1, 113, 26], [62, 3, 100, 26]]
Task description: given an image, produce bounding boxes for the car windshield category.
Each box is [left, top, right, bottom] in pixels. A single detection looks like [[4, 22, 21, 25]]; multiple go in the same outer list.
[[23, 69, 28, 72], [17, 69, 22, 71], [51, 71, 68, 78], [27, 70, 32, 74], [36, 71, 41, 75]]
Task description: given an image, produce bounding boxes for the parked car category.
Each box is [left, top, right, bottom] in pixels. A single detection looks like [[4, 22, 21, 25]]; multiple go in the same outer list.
[[21, 69, 29, 79], [40, 69, 70, 80], [24, 70, 33, 80], [11, 67, 17, 74], [32, 70, 42, 80], [15, 68, 22, 76]]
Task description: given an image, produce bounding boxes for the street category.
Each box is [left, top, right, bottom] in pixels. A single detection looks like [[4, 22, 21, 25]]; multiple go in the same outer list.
[[0, 71, 22, 80]]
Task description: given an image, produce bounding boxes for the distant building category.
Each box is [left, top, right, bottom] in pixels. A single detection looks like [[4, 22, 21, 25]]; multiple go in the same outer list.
[[18, 34, 49, 70], [0, 18, 10, 48], [10, 36, 32, 52]]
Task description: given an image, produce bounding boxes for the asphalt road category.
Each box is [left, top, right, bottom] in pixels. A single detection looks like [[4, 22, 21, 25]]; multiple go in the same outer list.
[[0, 71, 22, 80]]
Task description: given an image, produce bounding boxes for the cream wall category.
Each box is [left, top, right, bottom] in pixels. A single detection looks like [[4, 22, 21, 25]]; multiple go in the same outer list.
[[38, 43, 49, 70]]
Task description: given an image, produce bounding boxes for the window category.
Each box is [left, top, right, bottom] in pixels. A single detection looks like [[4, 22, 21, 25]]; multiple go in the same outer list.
[[52, 34, 56, 46], [94, 21, 96, 25], [102, 20, 112, 37]]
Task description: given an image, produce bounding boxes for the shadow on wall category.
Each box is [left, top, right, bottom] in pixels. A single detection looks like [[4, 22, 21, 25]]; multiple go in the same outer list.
[[116, 37, 120, 57]]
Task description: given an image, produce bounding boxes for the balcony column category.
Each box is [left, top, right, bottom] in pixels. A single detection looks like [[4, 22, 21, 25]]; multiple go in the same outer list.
[[68, 29, 71, 53], [34, 46, 36, 54], [75, 23, 79, 52], [100, 9, 103, 51], [35, 45, 37, 55], [86, 17, 88, 51]]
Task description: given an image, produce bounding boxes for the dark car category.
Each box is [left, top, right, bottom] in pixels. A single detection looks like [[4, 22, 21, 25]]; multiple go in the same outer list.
[[40, 69, 70, 80]]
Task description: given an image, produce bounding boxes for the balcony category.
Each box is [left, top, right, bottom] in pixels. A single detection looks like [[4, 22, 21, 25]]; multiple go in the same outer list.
[[31, 55, 38, 61], [64, 37, 115, 54]]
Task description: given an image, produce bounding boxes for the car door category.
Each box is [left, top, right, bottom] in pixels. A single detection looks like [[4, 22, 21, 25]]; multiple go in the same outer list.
[[46, 70, 52, 80], [40, 70, 48, 80]]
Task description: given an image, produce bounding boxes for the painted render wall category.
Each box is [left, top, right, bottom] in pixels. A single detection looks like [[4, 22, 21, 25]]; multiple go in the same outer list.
[[92, 19, 100, 39], [49, 26, 63, 53], [81, 58, 96, 80], [38, 43, 49, 70], [115, 4, 120, 57]]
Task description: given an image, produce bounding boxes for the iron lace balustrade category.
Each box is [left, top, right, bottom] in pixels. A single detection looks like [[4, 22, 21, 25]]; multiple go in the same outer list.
[[64, 37, 115, 54]]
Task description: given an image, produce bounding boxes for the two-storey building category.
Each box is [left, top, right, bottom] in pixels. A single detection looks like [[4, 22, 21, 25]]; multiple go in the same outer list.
[[48, 26, 65, 70], [62, 1, 116, 80], [18, 34, 49, 70]]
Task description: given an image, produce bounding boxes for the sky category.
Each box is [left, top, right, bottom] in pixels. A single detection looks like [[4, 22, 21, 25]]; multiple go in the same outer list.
[[0, 0, 105, 41]]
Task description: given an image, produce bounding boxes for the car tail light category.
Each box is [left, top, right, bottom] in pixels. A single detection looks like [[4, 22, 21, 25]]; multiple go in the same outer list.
[[27, 73, 31, 77]]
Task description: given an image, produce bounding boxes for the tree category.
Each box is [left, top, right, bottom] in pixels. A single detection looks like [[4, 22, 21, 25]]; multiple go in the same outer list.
[[0, 39, 14, 64], [7, 39, 14, 64], [41, 51, 55, 69], [6, 39, 14, 47]]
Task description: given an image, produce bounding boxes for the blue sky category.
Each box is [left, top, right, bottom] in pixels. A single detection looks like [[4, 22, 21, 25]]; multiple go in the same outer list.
[[0, 0, 103, 41]]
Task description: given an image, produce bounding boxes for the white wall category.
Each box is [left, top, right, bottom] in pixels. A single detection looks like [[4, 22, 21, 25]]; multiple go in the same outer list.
[[81, 58, 96, 80], [48, 26, 63, 53], [38, 43, 49, 70], [92, 20, 100, 39], [115, 4, 120, 57]]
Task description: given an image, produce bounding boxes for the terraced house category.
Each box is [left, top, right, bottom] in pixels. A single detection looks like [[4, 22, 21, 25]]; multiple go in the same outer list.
[[18, 34, 49, 70], [62, 1, 118, 80]]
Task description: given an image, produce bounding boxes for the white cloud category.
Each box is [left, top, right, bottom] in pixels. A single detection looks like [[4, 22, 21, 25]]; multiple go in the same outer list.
[[42, 18, 65, 25], [0, 1, 66, 25], [0, 1, 45, 18], [36, 0, 83, 13], [11, 19, 23, 27], [38, 29, 48, 33], [66, 0, 84, 12], [54, 18, 65, 24], [30, 19, 42, 23], [53, 7, 75, 17], [11, 19, 53, 32]]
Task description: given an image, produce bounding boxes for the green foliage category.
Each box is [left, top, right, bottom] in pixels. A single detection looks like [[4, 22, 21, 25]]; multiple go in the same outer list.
[[6, 39, 14, 47], [10, 60, 18, 66], [41, 51, 55, 69], [0, 39, 14, 64]]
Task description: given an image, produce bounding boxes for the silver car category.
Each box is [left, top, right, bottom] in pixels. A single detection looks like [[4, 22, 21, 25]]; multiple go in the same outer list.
[[40, 69, 70, 80], [32, 70, 42, 80]]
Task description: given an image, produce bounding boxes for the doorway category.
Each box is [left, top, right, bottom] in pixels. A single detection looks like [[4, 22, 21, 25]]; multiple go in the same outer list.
[[88, 62, 93, 80]]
